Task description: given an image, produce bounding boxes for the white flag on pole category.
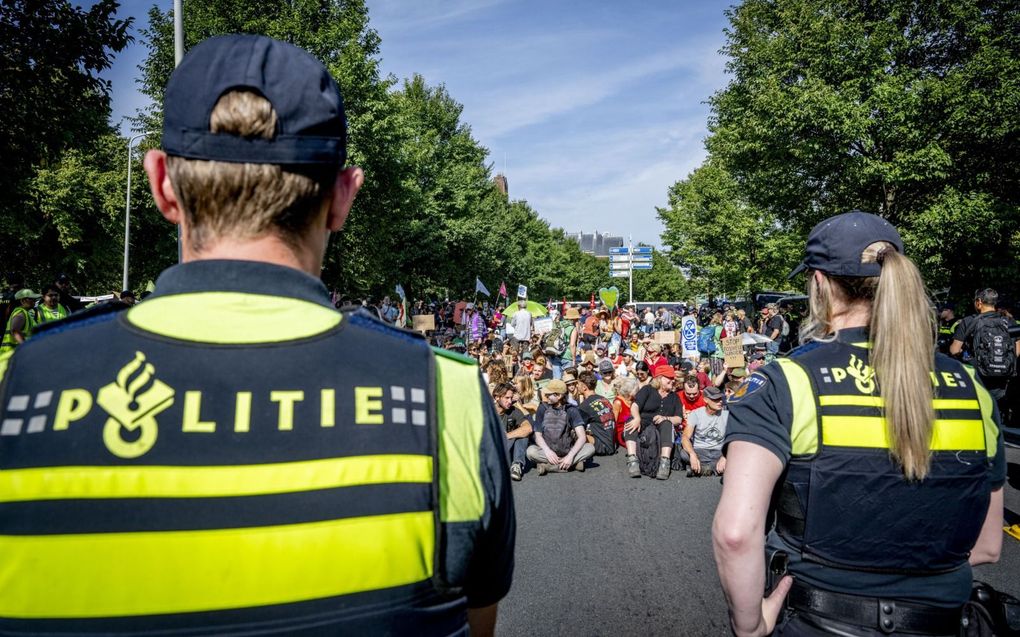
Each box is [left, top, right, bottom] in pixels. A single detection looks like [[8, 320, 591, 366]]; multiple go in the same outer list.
[[475, 277, 490, 297]]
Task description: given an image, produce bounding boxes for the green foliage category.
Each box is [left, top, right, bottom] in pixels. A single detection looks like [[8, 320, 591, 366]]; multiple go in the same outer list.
[[700, 0, 1020, 298], [135, 0, 615, 302], [0, 0, 132, 289], [659, 162, 800, 297], [632, 249, 691, 302]]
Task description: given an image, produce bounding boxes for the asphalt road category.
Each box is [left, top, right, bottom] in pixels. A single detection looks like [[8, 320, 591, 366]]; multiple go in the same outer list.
[[497, 447, 1020, 637]]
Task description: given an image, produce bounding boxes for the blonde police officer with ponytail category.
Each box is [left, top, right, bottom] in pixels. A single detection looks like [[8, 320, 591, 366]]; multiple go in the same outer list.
[[713, 212, 1005, 637], [0, 35, 513, 636]]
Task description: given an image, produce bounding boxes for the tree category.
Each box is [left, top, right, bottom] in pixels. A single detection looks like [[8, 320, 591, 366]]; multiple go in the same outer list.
[[706, 0, 1020, 296], [632, 249, 691, 302], [658, 162, 801, 297], [0, 0, 132, 288]]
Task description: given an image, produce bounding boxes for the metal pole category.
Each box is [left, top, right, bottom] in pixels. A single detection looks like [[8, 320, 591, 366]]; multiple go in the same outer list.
[[628, 235, 633, 306], [174, 0, 184, 262], [173, 0, 184, 66], [123, 133, 151, 291]]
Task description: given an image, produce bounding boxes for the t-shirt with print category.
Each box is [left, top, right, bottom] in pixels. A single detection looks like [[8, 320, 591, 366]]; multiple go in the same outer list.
[[686, 406, 728, 451], [578, 394, 617, 455]]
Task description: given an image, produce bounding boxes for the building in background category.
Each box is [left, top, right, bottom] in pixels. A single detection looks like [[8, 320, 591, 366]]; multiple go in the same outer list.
[[565, 231, 624, 257], [493, 174, 508, 197]]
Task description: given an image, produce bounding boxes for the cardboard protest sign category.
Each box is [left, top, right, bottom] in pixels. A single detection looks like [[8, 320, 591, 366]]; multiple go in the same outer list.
[[412, 314, 435, 333], [533, 316, 553, 335], [654, 331, 679, 345], [722, 335, 745, 368]]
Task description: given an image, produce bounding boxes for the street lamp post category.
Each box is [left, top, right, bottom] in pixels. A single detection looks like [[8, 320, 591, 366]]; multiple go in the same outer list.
[[123, 132, 154, 292]]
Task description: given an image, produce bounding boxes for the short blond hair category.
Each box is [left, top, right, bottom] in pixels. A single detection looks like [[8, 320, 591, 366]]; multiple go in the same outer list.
[[166, 90, 334, 251]]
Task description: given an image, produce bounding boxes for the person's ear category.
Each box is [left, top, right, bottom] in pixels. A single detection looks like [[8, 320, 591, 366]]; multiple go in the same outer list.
[[326, 165, 364, 232], [144, 150, 182, 226]]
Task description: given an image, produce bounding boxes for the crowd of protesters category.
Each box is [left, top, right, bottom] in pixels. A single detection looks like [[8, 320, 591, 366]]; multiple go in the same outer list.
[[420, 297, 789, 480], [4, 275, 1017, 462]]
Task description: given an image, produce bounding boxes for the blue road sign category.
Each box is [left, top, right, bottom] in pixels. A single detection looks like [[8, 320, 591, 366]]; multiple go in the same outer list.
[[633, 246, 653, 255], [609, 247, 629, 254], [609, 255, 631, 263], [630, 255, 652, 263], [632, 263, 653, 270]]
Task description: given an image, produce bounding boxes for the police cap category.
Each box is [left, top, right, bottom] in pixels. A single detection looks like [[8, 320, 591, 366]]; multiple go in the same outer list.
[[162, 34, 347, 167], [789, 210, 903, 279]]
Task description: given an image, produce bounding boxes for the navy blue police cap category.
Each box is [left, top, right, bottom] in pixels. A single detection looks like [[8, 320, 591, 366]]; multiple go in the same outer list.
[[162, 34, 346, 166], [788, 210, 903, 279]]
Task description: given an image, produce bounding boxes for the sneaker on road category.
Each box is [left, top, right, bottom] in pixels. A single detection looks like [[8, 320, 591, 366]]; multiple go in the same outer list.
[[574, 460, 585, 472], [510, 463, 523, 481], [626, 454, 640, 478], [537, 463, 550, 476], [656, 457, 670, 480]]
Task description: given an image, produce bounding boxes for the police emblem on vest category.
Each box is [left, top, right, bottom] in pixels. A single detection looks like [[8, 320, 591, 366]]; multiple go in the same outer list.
[[774, 341, 995, 575]]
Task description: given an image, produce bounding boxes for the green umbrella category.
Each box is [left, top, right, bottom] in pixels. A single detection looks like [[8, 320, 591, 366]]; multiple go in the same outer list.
[[503, 300, 548, 318]]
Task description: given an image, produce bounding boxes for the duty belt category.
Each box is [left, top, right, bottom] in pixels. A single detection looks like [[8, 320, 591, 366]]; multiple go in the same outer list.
[[789, 581, 962, 635]]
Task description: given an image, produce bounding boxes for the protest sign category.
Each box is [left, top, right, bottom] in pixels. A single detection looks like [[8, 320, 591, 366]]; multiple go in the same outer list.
[[533, 316, 553, 335], [681, 316, 699, 359], [654, 331, 679, 345], [412, 314, 435, 333], [517, 284, 528, 299], [722, 336, 745, 368]]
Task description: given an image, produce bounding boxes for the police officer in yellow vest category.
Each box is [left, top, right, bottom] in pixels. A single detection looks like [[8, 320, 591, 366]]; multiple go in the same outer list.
[[0, 288, 40, 352], [713, 211, 1005, 637], [0, 35, 514, 636], [35, 284, 70, 325]]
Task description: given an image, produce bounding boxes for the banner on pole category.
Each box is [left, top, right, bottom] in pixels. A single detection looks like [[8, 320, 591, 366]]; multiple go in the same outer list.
[[681, 315, 699, 359]]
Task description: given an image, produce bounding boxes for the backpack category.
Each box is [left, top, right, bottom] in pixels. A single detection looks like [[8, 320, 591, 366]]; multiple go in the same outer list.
[[698, 326, 717, 353], [780, 316, 790, 337], [970, 314, 1016, 378], [543, 321, 566, 356], [541, 405, 577, 456], [637, 423, 661, 477]]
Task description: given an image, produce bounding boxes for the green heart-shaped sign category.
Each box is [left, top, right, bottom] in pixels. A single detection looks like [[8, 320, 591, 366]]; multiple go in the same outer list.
[[598, 286, 620, 309]]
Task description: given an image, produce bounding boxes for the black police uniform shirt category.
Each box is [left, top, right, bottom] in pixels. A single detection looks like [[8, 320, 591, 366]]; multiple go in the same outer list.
[[0, 259, 514, 636], [724, 326, 1006, 608]]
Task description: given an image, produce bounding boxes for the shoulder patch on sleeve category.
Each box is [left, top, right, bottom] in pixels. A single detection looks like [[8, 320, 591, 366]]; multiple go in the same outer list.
[[728, 372, 768, 404]]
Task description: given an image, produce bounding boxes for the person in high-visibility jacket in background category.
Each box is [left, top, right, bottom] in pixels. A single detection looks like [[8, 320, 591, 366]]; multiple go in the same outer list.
[[0, 34, 514, 636], [713, 211, 1004, 637], [0, 288, 40, 352]]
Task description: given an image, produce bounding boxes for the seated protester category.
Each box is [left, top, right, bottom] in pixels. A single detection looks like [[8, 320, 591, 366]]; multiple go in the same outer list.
[[623, 366, 683, 479], [723, 380, 742, 403], [664, 344, 682, 368], [493, 382, 533, 481], [562, 368, 580, 407], [695, 359, 712, 389], [575, 370, 617, 456], [618, 349, 636, 376], [514, 374, 540, 414], [596, 360, 617, 400], [643, 342, 667, 374], [677, 386, 728, 477], [612, 376, 641, 449], [531, 353, 553, 391], [677, 376, 705, 431], [593, 341, 609, 365], [579, 350, 598, 375], [633, 360, 651, 388], [526, 380, 595, 474]]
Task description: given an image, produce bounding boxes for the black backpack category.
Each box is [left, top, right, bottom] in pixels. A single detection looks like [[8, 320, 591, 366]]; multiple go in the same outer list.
[[969, 314, 1016, 378], [637, 424, 661, 477], [541, 405, 577, 456]]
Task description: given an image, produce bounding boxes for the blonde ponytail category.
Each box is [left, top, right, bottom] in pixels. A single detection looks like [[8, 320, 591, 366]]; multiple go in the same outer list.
[[799, 241, 937, 480], [868, 244, 936, 481]]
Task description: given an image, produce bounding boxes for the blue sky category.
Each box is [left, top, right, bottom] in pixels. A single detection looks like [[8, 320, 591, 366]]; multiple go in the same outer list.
[[100, 0, 733, 247]]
